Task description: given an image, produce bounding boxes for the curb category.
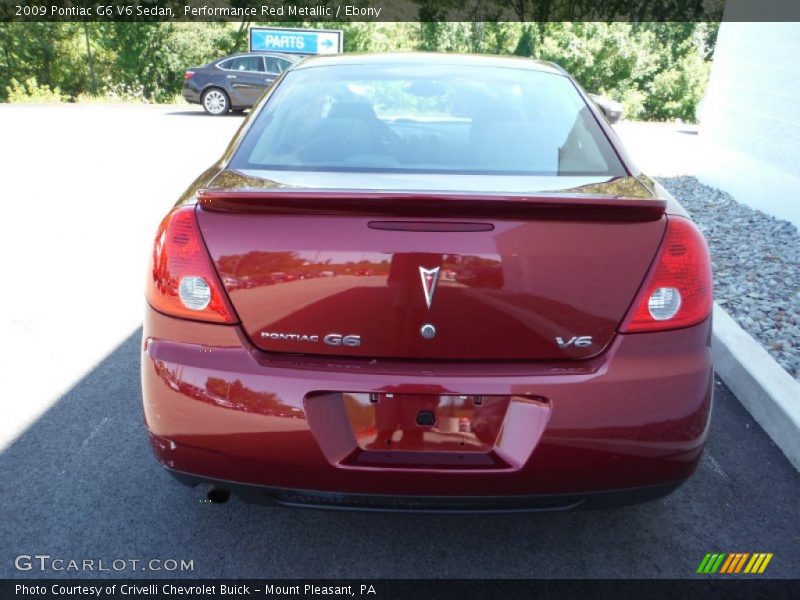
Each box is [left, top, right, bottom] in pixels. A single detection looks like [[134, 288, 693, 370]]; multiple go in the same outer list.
[[712, 303, 800, 471]]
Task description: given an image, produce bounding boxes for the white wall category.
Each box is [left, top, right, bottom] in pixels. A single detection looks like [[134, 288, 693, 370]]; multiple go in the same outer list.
[[697, 21, 800, 228]]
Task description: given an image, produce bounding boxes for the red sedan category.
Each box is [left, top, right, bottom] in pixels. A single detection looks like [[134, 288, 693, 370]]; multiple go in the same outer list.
[[142, 53, 713, 511]]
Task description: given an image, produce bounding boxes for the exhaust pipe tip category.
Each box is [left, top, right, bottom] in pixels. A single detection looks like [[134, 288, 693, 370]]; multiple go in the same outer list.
[[207, 487, 231, 504]]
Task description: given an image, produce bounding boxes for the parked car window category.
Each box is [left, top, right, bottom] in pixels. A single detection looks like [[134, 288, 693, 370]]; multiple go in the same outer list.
[[265, 57, 292, 75], [233, 64, 625, 176], [227, 56, 265, 73], [217, 58, 234, 70]]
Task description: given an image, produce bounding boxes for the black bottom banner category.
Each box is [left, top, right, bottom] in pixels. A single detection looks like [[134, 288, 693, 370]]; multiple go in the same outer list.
[[3, 579, 798, 600]]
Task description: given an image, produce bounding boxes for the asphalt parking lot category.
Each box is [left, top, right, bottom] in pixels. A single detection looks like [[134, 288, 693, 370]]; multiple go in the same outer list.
[[1, 105, 798, 579]]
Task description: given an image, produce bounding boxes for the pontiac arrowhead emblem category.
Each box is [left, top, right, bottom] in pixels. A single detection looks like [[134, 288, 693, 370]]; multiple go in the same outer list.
[[419, 266, 440, 310]]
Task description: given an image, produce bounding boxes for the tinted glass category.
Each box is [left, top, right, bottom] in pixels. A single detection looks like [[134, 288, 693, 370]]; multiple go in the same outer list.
[[228, 56, 265, 73], [232, 63, 625, 176], [265, 57, 292, 74]]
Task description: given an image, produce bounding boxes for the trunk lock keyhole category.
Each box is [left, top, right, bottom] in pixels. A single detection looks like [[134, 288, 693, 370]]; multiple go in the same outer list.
[[420, 323, 436, 339]]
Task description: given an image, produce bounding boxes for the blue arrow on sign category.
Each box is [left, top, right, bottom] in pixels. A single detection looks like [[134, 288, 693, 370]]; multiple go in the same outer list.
[[321, 39, 334, 49]]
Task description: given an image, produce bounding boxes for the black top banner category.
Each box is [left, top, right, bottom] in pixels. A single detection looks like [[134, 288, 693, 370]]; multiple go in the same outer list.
[[2, 0, 800, 23]]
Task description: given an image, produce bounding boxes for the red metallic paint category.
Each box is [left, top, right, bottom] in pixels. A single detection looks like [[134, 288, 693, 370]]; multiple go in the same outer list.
[[142, 304, 712, 497], [196, 209, 667, 361]]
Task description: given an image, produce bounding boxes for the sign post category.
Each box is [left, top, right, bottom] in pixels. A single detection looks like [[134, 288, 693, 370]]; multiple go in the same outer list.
[[249, 27, 344, 55]]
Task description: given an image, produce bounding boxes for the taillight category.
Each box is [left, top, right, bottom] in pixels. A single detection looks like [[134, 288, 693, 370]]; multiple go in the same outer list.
[[184, 71, 194, 80], [620, 216, 712, 333], [146, 205, 237, 323]]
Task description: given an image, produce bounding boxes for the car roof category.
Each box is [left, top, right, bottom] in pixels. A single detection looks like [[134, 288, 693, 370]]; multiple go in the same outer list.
[[292, 52, 566, 76], [217, 52, 299, 62]]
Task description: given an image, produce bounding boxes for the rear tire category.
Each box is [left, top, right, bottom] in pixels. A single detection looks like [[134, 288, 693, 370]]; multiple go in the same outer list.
[[202, 88, 229, 116]]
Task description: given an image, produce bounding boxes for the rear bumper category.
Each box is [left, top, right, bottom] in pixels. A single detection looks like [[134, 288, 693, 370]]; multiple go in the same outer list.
[[165, 466, 685, 512], [182, 83, 201, 105], [142, 305, 713, 501]]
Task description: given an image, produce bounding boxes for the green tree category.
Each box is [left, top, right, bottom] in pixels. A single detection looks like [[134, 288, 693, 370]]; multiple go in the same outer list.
[[0, 20, 717, 121]]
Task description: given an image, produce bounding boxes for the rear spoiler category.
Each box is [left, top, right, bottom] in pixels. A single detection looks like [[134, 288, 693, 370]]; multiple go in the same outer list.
[[197, 190, 666, 222]]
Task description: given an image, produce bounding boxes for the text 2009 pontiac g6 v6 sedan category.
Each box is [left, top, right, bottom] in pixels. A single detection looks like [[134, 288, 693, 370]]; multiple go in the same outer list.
[[142, 53, 713, 511]]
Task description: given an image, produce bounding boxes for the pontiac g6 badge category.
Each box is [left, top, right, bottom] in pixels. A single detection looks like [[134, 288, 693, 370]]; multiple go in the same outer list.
[[419, 266, 440, 309], [260, 331, 361, 347]]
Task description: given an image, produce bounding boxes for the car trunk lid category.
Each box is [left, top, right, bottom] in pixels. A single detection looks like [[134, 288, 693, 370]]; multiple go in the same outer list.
[[196, 181, 665, 361]]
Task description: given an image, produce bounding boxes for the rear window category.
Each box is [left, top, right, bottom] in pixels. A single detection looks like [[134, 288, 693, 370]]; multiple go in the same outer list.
[[266, 56, 292, 74], [231, 63, 625, 176]]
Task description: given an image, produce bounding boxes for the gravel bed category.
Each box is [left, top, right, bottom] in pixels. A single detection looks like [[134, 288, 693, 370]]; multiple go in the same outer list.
[[657, 176, 800, 380]]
